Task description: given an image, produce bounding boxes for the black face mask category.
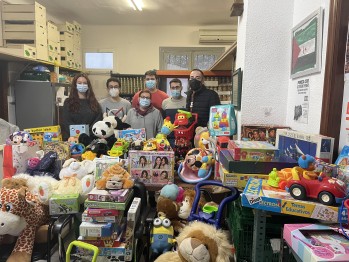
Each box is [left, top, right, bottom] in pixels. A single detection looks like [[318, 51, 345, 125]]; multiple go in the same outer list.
[[189, 79, 202, 91]]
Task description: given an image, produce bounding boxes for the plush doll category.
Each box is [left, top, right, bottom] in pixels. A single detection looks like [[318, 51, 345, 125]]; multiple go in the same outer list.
[[129, 139, 144, 150], [178, 189, 206, 220], [0, 186, 49, 262], [194, 126, 216, 150], [155, 221, 233, 262], [96, 160, 134, 190], [157, 196, 186, 234]]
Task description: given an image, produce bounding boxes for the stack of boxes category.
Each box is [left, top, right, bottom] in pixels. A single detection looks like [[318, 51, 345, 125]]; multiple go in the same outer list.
[[2, 1, 48, 61], [47, 21, 60, 65], [72, 20, 82, 70]]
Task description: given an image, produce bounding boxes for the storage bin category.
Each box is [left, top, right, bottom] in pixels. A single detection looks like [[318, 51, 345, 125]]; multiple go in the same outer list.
[[2, 1, 46, 24]]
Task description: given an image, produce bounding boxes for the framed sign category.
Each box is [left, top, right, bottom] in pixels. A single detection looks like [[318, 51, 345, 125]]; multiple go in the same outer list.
[[291, 8, 323, 79], [231, 68, 242, 110]]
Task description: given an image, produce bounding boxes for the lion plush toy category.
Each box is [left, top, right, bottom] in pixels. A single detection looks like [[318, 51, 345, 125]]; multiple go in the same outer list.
[[155, 221, 232, 262], [96, 160, 134, 190]]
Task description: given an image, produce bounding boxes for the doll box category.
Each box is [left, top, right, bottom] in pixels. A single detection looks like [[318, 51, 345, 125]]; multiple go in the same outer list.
[[276, 129, 334, 163], [69, 124, 89, 137], [218, 162, 268, 189], [49, 193, 80, 215], [283, 224, 349, 261], [219, 149, 297, 174], [88, 188, 131, 203], [241, 124, 290, 146], [227, 140, 279, 161], [115, 128, 146, 142], [241, 178, 348, 223], [128, 150, 175, 187]]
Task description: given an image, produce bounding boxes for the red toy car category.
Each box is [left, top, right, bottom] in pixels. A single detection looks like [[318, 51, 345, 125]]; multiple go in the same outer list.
[[285, 167, 346, 206]]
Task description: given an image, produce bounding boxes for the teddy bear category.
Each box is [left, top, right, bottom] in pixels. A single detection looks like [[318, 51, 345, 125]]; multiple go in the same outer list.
[[154, 221, 233, 262], [95, 160, 134, 190], [0, 185, 49, 262], [178, 189, 206, 220]]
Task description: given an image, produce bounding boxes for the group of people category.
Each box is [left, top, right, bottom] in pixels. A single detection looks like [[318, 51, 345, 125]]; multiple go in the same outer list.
[[61, 69, 221, 141]]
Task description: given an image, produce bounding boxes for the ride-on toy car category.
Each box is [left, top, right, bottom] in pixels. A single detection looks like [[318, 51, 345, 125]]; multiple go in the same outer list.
[[285, 166, 346, 206]]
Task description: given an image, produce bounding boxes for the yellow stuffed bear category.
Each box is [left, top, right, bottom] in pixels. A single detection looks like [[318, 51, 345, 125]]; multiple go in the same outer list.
[[96, 161, 134, 190]]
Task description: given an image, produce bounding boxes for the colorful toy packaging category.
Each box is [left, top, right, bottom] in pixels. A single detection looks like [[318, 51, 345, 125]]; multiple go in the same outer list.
[[69, 124, 89, 137], [227, 140, 279, 161], [241, 124, 289, 146], [115, 128, 146, 142], [24, 125, 62, 146], [208, 104, 237, 136]]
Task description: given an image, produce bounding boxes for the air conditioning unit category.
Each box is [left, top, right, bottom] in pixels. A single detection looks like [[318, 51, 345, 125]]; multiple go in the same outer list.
[[199, 29, 236, 44]]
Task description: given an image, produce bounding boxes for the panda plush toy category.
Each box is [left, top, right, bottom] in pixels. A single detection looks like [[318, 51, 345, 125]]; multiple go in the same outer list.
[[79, 115, 130, 154]]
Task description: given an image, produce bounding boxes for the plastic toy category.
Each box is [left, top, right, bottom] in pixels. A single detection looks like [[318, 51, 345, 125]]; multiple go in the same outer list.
[[286, 155, 346, 205], [107, 138, 129, 157], [177, 148, 214, 184], [156, 117, 177, 140], [66, 240, 99, 262], [173, 110, 192, 127], [143, 138, 158, 151]]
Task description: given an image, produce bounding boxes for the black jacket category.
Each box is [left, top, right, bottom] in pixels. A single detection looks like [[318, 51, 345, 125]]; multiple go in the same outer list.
[[186, 86, 221, 127]]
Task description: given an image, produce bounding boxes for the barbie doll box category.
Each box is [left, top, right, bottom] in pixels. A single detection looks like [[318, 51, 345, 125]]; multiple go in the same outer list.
[[283, 223, 349, 261], [128, 150, 175, 186], [241, 178, 347, 223]]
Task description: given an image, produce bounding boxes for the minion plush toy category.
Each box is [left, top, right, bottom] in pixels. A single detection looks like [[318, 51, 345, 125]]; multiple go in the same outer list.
[[150, 215, 175, 259]]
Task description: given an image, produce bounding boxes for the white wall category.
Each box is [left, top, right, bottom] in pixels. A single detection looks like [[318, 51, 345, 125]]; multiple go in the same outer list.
[[236, 0, 329, 136], [81, 25, 231, 99], [236, 0, 294, 130], [286, 0, 330, 133]]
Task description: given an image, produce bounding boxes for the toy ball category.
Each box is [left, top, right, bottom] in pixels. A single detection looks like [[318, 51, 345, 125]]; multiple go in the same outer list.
[[178, 148, 214, 184]]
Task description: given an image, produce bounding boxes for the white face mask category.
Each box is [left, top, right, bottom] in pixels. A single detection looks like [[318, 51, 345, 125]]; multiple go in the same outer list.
[[109, 88, 120, 97], [77, 84, 88, 93]]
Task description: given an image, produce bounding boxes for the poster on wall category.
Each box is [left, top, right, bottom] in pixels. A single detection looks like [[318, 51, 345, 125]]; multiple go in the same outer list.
[[291, 8, 323, 79], [294, 78, 309, 124]]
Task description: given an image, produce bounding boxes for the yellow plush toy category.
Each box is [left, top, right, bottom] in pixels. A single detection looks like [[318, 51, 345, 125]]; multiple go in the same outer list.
[[96, 161, 134, 190]]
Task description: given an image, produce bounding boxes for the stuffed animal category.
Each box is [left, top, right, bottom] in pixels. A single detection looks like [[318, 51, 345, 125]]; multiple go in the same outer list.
[[130, 139, 144, 150], [157, 196, 186, 234], [194, 126, 216, 150], [178, 189, 206, 220], [96, 161, 134, 190], [0, 187, 49, 262], [155, 221, 233, 262]]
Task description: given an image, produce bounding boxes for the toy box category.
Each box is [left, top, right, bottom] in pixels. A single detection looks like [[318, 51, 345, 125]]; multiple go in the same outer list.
[[88, 188, 131, 202], [77, 244, 126, 260], [115, 128, 146, 142], [94, 157, 122, 181], [219, 162, 268, 189], [276, 129, 334, 163], [336, 146, 349, 166], [241, 178, 348, 223], [219, 149, 297, 174], [84, 191, 133, 211], [49, 193, 80, 215], [208, 104, 237, 136], [125, 197, 141, 261], [241, 124, 290, 146], [227, 140, 279, 161], [69, 124, 89, 137], [79, 222, 115, 238], [43, 131, 62, 143], [24, 125, 61, 147], [82, 210, 123, 223], [284, 224, 349, 261], [129, 150, 175, 187]]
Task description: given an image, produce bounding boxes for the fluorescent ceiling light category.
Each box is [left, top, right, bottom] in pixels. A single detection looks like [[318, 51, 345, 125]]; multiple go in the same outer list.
[[128, 0, 143, 11]]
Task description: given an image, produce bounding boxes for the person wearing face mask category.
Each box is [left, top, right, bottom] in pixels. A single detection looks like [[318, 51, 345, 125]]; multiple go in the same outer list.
[[99, 77, 131, 121], [125, 89, 163, 139], [131, 69, 168, 113], [186, 69, 220, 128], [61, 73, 103, 140], [161, 78, 186, 147]]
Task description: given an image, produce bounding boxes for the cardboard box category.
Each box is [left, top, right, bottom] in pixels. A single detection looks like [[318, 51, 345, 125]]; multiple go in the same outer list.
[[276, 129, 334, 163], [94, 157, 123, 181], [284, 224, 349, 261], [79, 222, 114, 238], [129, 150, 175, 187], [241, 178, 347, 223], [69, 124, 89, 137], [219, 163, 268, 189], [57, 22, 75, 34], [77, 244, 126, 258], [241, 124, 290, 146], [116, 128, 146, 142], [84, 191, 133, 211], [227, 140, 279, 161], [47, 21, 59, 42], [4, 44, 36, 59], [49, 193, 80, 215], [2, 1, 47, 24], [125, 197, 141, 261], [88, 188, 131, 203], [82, 210, 123, 223], [219, 149, 297, 174]]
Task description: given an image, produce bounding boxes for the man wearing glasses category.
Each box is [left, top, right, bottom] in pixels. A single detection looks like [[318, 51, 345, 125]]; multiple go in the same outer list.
[[99, 77, 131, 120], [125, 89, 163, 139]]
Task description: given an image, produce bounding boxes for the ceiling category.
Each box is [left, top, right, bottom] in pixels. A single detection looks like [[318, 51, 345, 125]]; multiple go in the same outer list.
[[8, 0, 237, 26]]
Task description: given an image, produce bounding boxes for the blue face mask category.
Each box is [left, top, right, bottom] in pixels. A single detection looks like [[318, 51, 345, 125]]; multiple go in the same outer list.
[[145, 80, 156, 89], [76, 84, 88, 93], [139, 98, 151, 107], [171, 90, 181, 98]]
